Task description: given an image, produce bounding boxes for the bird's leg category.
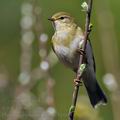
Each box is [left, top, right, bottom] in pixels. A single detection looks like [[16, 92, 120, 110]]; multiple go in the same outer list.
[[77, 48, 85, 56], [74, 78, 82, 86], [74, 74, 83, 86], [75, 48, 87, 86], [77, 48, 88, 64]]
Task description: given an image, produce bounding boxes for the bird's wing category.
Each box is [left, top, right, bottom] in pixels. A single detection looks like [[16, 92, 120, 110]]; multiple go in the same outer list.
[[85, 39, 96, 72]]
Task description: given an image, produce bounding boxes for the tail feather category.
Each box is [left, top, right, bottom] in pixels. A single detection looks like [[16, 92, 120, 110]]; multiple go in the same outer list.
[[82, 66, 107, 108]]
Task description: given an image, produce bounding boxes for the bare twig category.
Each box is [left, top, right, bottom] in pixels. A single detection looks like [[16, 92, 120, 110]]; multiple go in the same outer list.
[[69, 0, 93, 120]]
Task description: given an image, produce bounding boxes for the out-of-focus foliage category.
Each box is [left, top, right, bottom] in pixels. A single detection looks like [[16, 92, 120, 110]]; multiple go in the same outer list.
[[75, 96, 102, 120], [0, 0, 120, 120]]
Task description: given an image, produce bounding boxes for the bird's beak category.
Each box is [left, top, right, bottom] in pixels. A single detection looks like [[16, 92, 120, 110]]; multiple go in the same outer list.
[[48, 18, 55, 21], [48, 17, 56, 30]]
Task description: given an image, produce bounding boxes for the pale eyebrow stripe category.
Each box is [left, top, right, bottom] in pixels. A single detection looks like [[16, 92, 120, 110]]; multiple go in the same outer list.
[[57, 16, 70, 20]]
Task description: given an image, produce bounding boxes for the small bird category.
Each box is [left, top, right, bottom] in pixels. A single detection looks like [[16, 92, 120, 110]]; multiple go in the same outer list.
[[48, 12, 107, 108]]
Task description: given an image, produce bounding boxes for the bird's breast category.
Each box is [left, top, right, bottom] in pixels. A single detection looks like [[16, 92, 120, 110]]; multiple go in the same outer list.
[[53, 44, 71, 59], [53, 44, 75, 69], [52, 35, 84, 70], [52, 26, 84, 70]]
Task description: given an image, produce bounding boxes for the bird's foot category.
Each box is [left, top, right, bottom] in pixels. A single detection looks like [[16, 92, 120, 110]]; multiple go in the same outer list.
[[77, 49, 85, 56], [77, 48, 87, 63], [74, 78, 82, 86]]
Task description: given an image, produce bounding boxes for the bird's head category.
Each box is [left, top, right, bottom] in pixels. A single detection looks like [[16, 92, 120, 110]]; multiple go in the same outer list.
[[48, 12, 75, 31]]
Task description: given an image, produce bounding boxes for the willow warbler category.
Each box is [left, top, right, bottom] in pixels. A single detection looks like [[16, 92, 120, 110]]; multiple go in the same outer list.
[[48, 12, 107, 108]]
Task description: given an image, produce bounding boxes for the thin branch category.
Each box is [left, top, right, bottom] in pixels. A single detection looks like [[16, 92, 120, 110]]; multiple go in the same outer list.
[[69, 0, 93, 120]]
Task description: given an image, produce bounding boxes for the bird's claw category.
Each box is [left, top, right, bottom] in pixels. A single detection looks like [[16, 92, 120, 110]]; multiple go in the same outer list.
[[77, 48, 86, 56], [74, 79, 82, 86]]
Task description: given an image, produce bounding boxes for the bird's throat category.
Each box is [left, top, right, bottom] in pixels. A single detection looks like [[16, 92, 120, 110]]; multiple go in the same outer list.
[[52, 25, 77, 46]]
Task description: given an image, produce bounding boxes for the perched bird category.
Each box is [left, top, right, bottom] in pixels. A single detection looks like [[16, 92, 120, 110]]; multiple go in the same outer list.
[[48, 12, 107, 108]]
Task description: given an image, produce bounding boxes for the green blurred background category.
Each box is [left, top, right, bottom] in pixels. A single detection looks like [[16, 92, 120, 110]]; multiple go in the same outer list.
[[0, 0, 120, 120]]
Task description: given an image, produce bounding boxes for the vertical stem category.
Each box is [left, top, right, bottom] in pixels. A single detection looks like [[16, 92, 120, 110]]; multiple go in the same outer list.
[[69, 0, 93, 120]]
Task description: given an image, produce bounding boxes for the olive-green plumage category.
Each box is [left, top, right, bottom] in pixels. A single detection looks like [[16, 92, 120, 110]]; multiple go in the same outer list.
[[49, 12, 107, 107], [50, 12, 84, 71]]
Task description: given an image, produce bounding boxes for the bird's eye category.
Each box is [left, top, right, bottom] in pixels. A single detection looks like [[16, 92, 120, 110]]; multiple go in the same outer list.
[[60, 17, 64, 20]]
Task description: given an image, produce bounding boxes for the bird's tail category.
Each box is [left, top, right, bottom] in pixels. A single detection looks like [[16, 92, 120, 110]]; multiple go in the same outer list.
[[82, 66, 107, 108]]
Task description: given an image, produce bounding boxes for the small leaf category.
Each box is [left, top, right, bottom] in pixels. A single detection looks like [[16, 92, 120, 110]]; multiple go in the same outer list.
[[81, 2, 88, 11], [69, 105, 75, 113], [89, 23, 93, 30], [79, 64, 86, 73], [79, 40, 84, 49], [89, 23, 93, 28]]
